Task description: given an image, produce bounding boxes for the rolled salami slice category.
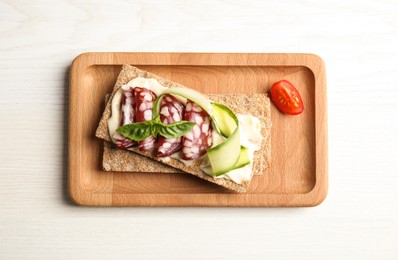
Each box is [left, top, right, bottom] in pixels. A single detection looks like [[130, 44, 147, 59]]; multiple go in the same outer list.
[[182, 100, 212, 160], [157, 94, 184, 157], [134, 87, 157, 151], [113, 88, 136, 149]]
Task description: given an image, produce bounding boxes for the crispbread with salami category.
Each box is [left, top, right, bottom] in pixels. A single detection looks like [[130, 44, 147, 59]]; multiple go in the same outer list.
[[96, 65, 271, 192]]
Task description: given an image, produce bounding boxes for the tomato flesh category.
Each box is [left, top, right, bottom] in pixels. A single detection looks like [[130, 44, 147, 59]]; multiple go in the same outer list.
[[270, 80, 304, 115]]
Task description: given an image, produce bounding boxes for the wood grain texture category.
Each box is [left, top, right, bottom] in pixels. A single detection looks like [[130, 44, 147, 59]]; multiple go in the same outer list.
[[68, 52, 327, 206], [1, 0, 398, 259]]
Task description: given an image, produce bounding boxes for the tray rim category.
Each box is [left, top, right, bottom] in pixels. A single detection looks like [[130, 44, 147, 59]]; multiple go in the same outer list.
[[68, 52, 328, 207]]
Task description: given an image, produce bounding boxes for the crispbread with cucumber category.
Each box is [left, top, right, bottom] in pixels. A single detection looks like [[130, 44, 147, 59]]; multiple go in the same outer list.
[[96, 65, 271, 192]]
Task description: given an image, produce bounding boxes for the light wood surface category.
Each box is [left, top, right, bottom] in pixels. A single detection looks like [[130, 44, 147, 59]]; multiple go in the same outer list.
[[69, 52, 327, 206], [1, 0, 398, 259]]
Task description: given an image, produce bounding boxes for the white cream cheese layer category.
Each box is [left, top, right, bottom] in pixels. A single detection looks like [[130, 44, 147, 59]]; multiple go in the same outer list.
[[108, 89, 123, 142], [121, 77, 168, 96], [221, 114, 262, 183]]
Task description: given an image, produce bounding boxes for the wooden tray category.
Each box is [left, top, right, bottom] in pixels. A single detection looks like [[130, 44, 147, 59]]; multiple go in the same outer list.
[[68, 52, 327, 207]]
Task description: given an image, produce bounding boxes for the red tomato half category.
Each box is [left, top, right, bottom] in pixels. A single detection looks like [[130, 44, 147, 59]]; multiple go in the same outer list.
[[270, 80, 304, 115]]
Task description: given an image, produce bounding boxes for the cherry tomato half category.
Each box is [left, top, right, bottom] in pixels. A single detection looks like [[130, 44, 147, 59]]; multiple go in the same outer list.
[[270, 80, 304, 115]]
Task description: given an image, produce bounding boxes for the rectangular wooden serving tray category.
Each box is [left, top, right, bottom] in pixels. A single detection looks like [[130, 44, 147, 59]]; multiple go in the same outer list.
[[68, 52, 328, 207]]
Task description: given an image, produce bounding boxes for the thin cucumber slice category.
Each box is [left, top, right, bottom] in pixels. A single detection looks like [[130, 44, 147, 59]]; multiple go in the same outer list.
[[211, 103, 237, 137], [201, 145, 251, 176], [234, 146, 251, 169], [206, 103, 241, 176]]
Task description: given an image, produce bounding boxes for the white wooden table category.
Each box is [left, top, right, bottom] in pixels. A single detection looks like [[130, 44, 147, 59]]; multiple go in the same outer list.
[[1, 0, 397, 259]]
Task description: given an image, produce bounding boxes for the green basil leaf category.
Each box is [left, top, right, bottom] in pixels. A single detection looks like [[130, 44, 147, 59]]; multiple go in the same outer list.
[[116, 116, 195, 141], [116, 121, 152, 141], [151, 115, 161, 138], [158, 121, 196, 139], [153, 115, 161, 124], [151, 124, 161, 138]]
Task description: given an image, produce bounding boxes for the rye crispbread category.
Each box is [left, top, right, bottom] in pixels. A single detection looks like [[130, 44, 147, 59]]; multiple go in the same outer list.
[[95, 65, 271, 192]]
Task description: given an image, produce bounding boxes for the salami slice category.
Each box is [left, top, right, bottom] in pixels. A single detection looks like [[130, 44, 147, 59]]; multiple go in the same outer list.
[[157, 94, 184, 157], [181, 100, 212, 160], [134, 87, 157, 151], [121, 87, 136, 125], [113, 88, 136, 149], [113, 133, 135, 149]]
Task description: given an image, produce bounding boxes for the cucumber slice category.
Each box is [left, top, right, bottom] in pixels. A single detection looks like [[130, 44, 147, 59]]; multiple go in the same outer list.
[[234, 146, 251, 169], [211, 103, 237, 137], [201, 146, 250, 176], [206, 103, 241, 176]]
